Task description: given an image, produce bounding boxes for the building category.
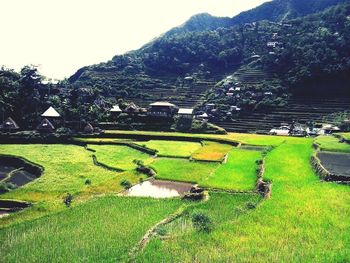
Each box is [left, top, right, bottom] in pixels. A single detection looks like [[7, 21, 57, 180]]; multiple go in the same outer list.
[[84, 123, 94, 134], [37, 118, 55, 132], [1, 117, 19, 131], [178, 108, 194, 119], [147, 102, 178, 117]]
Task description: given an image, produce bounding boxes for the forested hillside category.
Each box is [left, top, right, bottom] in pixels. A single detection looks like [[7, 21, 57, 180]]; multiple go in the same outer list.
[[0, 0, 349, 129]]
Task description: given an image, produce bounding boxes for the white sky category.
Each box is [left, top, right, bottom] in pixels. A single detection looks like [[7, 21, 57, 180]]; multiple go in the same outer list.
[[0, 0, 269, 80]]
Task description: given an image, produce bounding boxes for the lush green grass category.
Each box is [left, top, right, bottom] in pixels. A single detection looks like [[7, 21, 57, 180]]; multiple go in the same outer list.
[[136, 137, 350, 262], [137, 192, 261, 262], [314, 135, 350, 153], [0, 144, 144, 227], [105, 130, 288, 146], [136, 140, 201, 157], [151, 159, 218, 184], [191, 141, 233, 161], [88, 144, 154, 170], [0, 196, 183, 262], [201, 149, 261, 190], [338, 132, 350, 140]]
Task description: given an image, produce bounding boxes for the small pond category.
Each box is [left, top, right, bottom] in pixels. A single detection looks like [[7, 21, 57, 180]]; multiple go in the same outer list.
[[126, 179, 193, 198]]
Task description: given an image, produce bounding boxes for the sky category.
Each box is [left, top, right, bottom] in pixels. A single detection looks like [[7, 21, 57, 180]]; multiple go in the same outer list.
[[0, 0, 269, 80]]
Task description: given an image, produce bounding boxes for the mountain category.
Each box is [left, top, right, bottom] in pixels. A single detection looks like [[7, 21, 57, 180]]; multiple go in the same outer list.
[[230, 0, 350, 25]]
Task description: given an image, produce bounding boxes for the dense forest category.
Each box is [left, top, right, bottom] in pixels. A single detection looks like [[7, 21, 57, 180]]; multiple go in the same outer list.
[[1, 0, 349, 128]]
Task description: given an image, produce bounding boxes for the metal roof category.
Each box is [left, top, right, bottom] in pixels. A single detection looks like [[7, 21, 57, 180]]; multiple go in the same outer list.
[[149, 102, 176, 107], [110, 105, 122, 112], [178, 108, 194, 115]]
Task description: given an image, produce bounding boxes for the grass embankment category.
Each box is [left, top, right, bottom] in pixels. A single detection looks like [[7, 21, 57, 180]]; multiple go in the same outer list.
[[136, 140, 201, 158], [0, 145, 145, 227], [87, 144, 154, 170], [0, 196, 183, 262], [338, 132, 350, 141], [104, 130, 287, 146], [314, 135, 350, 153]]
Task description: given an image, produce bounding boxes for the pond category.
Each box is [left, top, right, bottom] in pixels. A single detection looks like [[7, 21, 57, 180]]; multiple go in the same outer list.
[[126, 179, 193, 198]]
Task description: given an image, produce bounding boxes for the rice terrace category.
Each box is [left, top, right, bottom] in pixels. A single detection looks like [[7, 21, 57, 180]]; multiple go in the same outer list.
[[1, 0, 350, 262]]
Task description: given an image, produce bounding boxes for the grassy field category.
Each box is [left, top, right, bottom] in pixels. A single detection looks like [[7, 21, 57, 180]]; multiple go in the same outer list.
[[314, 135, 350, 153], [87, 144, 154, 170], [0, 196, 183, 263], [151, 158, 219, 184], [338, 132, 350, 140], [136, 140, 201, 157], [136, 137, 350, 262], [191, 141, 233, 161], [0, 144, 145, 227], [1, 132, 349, 262], [201, 148, 262, 190]]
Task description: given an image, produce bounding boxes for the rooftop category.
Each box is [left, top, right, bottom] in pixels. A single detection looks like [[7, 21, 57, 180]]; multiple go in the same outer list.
[[150, 102, 176, 107], [41, 106, 60, 117], [178, 108, 194, 115]]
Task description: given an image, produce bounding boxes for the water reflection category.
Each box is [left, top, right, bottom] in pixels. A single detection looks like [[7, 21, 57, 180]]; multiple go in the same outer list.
[[126, 179, 193, 198]]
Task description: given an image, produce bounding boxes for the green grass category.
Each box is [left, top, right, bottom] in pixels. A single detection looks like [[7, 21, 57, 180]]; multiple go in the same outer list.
[[201, 149, 262, 190], [88, 144, 154, 170], [338, 132, 350, 140], [0, 196, 183, 263], [191, 141, 233, 161], [314, 135, 350, 153], [151, 158, 218, 184], [136, 140, 201, 157], [0, 144, 145, 227], [136, 137, 350, 262]]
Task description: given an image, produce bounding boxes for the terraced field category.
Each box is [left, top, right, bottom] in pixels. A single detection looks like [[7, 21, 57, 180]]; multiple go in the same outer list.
[[0, 132, 349, 262]]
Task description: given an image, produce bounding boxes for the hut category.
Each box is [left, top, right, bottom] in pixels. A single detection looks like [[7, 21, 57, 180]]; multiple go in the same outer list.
[[1, 117, 19, 131], [148, 102, 178, 117], [37, 118, 55, 132], [84, 123, 94, 134]]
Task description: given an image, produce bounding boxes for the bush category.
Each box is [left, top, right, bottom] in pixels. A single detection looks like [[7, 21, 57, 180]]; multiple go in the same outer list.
[[191, 210, 213, 233], [55, 127, 73, 135], [85, 179, 92, 185], [63, 193, 73, 207], [0, 182, 17, 194], [120, 179, 132, 189], [155, 226, 167, 236], [246, 202, 256, 210]]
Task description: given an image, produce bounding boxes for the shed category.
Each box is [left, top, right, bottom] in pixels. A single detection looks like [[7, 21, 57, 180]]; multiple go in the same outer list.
[[1, 117, 19, 131], [41, 106, 60, 118], [37, 118, 55, 132]]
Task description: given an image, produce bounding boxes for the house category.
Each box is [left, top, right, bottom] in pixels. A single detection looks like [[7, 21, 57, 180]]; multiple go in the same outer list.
[[147, 102, 178, 117], [205, 103, 216, 111], [178, 108, 194, 119], [124, 103, 141, 114], [41, 106, 60, 118], [269, 126, 290, 136], [37, 118, 55, 132], [196, 113, 208, 120], [230, 106, 241, 112], [1, 117, 19, 131]]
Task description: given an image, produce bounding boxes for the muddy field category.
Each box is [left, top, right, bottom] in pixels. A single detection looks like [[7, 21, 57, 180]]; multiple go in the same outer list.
[[317, 152, 350, 178]]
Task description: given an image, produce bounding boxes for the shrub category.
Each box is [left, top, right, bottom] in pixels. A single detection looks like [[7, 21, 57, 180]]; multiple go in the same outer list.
[[120, 179, 132, 189], [85, 179, 92, 185], [63, 193, 73, 207], [246, 202, 256, 210], [0, 182, 17, 193], [191, 210, 213, 233], [155, 226, 167, 236]]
